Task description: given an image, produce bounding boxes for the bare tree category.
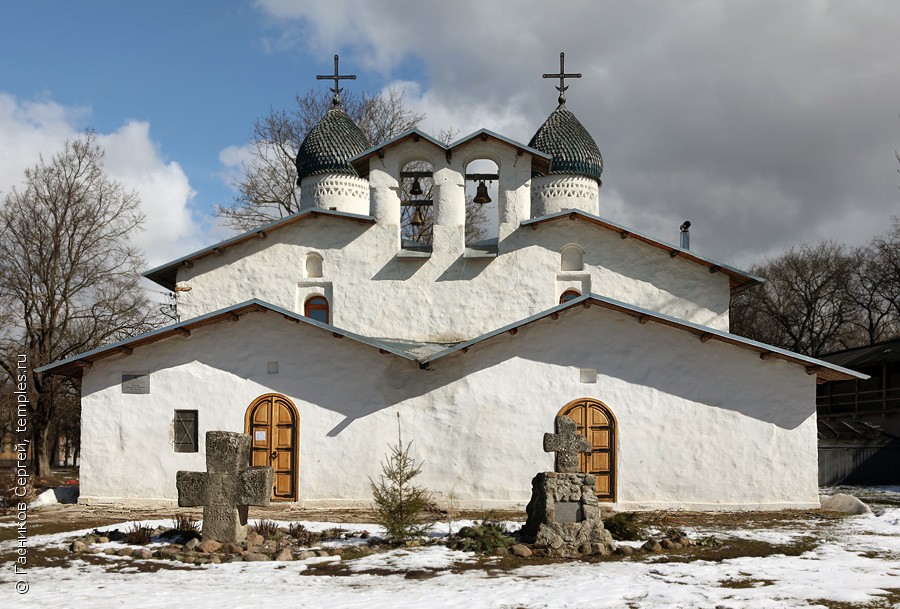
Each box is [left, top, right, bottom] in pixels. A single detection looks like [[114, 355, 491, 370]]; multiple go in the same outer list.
[[731, 242, 857, 356], [218, 89, 489, 244], [217, 88, 423, 232], [846, 243, 898, 345], [870, 216, 900, 336], [0, 132, 157, 475]]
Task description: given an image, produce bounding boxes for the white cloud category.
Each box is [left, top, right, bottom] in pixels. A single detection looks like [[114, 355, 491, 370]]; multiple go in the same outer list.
[[0, 93, 203, 268], [253, 0, 900, 266]]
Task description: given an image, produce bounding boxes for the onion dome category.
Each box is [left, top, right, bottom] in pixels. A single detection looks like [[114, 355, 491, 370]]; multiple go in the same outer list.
[[295, 106, 370, 184], [528, 105, 603, 183]]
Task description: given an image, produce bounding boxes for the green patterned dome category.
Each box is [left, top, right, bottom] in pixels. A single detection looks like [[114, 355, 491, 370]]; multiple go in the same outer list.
[[528, 105, 603, 182], [295, 106, 370, 183]]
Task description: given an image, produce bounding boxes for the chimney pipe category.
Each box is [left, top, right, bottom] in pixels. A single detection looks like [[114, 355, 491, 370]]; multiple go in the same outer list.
[[680, 221, 691, 250]]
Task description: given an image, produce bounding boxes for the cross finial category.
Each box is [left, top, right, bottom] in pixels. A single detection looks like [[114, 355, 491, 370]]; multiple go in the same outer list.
[[316, 54, 357, 107], [542, 52, 582, 106]]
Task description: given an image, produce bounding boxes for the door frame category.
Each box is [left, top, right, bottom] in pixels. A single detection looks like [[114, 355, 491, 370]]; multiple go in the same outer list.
[[558, 397, 617, 502], [243, 393, 300, 502]]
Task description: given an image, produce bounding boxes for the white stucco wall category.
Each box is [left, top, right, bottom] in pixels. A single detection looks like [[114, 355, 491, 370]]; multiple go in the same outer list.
[[174, 216, 730, 342], [78, 306, 818, 511]]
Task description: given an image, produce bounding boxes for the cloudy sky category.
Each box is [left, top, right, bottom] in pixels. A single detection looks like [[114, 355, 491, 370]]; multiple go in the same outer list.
[[1, 1, 898, 271]]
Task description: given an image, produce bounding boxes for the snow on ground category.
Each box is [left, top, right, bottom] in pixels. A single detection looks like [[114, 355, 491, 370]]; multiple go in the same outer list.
[[1, 509, 898, 608]]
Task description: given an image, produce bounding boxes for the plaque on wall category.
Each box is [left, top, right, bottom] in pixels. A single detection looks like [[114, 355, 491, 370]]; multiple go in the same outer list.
[[121, 373, 150, 394]]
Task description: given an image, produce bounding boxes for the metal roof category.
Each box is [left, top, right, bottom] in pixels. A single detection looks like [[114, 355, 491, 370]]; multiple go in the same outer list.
[[143, 209, 376, 290], [528, 105, 603, 182], [295, 106, 370, 181], [349, 127, 552, 178], [420, 293, 865, 382], [37, 294, 864, 383], [819, 339, 900, 370], [35, 299, 420, 377], [521, 209, 763, 294], [350, 128, 447, 178]]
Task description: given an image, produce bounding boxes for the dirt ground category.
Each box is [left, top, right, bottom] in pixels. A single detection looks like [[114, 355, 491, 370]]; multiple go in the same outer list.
[[0, 500, 847, 545]]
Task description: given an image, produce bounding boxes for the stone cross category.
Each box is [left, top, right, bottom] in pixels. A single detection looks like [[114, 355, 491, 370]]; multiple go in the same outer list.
[[176, 431, 274, 543], [543, 416, 591, 473], [317, 54, 356, 107], [542, 51, 582, 105]]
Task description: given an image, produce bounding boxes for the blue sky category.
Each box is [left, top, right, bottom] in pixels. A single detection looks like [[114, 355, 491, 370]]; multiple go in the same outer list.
[[2, 1, 899, 270], [0, 1, 394, 227]]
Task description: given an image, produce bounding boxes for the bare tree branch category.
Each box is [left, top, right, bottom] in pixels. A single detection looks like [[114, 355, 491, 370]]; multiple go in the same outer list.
[[0, 132, 159, 474]]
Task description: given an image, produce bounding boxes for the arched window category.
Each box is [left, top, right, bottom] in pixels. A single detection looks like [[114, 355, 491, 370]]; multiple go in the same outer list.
[[304, 296, 330, 323], [305, 253, 323, 278], [560, 244, 584, 272], [559, 289, 581, 304]]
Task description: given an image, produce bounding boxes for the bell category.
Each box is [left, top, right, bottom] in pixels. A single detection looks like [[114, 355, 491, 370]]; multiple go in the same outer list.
[[410, 207, 425, 226], [409, 177, 424, 196], [473, 180, 491, 204]]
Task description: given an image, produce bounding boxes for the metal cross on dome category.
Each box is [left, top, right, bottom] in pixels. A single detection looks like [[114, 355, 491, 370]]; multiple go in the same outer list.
[[542, 52, 582, 105], [317, 54, 357, 106]]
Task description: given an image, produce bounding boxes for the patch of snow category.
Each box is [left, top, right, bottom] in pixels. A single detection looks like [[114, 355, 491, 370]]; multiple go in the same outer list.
[[2, 513, 899, 608]]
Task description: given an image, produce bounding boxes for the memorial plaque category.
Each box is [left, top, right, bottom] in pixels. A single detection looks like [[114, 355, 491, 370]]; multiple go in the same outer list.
[[554, 501, 584, 524], [122, 373, 150, 394]]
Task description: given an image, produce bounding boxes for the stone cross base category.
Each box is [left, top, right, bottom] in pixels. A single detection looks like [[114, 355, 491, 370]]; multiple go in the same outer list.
[[521, 472, 615, 557]]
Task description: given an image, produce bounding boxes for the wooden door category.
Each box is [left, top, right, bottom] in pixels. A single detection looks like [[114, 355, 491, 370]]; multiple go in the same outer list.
[[560, 398, 616, 501], [245, 394, 298, 501]]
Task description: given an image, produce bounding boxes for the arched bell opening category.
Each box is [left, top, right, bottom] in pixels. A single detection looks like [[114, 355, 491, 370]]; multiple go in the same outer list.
[[400, 159, 434, 250], [463, 158, 497, 249]]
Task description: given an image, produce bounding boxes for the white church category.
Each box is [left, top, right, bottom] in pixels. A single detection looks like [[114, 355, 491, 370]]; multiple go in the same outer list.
[[40, 56, 862, 511]]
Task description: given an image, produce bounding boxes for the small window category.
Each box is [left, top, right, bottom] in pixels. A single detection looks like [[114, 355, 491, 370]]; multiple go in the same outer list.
[[174, 410, 198, 453], [560, 289, 581, 304], [305, 253, 323, 278], [304, 295, 330, 323]]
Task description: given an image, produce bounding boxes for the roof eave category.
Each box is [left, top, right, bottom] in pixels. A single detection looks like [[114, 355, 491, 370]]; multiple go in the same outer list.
[[450, 129, 553, 174], [142, 209, 376, 289], [36, 299, 419, 378], [349, 128, 447, 178], [520, 210, 763, 293], [421, 294, 864, 382]]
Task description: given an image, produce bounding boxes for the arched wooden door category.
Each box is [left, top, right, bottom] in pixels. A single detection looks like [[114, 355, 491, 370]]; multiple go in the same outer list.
[[559, 398, 616, 502], [244, 394, 299, 501]]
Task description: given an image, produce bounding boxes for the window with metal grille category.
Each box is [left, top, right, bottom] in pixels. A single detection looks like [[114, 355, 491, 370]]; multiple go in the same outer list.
[[173, 410, 198, 453]]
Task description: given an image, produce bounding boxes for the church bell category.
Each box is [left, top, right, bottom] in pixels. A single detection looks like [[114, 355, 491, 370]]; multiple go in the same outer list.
[[410, 207, 425, 226], [473, 180, 491, 204], [409, 177, 424, 196]]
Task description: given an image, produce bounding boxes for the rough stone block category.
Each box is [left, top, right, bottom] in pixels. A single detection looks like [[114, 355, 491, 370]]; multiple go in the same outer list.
[[206, 432, 251, 474], [240, 467, 274, 506]]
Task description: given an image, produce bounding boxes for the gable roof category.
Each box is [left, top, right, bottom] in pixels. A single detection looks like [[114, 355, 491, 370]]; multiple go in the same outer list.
[[143, 209, 376, 290], [35, 299, 420, 378], [449, 129, 552, 174], [422, 294, 864, 382], [521, 209, 762, 294], [350, 128, 447, 178], [38, 295, 863, 383], [349, 127, 552, 178]]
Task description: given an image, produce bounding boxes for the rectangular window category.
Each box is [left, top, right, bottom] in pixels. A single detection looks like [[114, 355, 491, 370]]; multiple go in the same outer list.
[[174, 410, 198, 453]]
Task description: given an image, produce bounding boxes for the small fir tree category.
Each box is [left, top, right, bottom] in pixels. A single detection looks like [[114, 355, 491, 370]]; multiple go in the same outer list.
[[370, 420, 433, 542]]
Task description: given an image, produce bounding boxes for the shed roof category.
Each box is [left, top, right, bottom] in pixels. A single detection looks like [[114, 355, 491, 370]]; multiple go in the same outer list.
[[819, 339, 900, 369]]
